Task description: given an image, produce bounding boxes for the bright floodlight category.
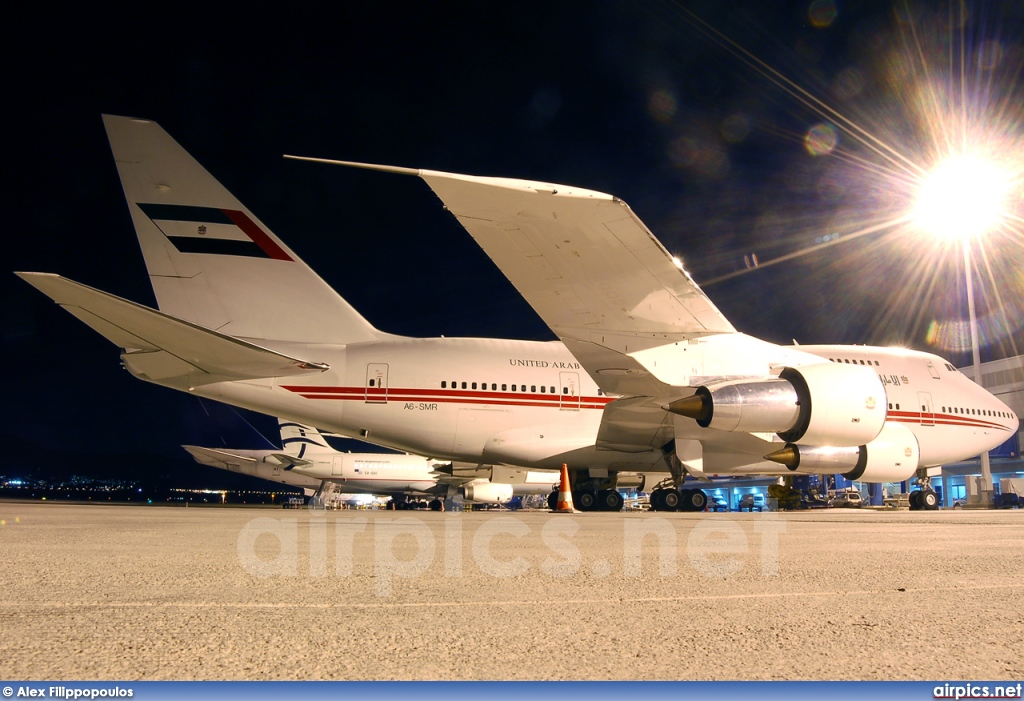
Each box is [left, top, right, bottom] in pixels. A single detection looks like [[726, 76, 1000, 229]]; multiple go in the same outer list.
[[913, 153, 1013, 241]]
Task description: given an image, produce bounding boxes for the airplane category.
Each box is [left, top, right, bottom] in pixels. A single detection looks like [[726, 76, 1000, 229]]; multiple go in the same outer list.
[[184, 420, 559, 509], [17, 115, 1018, 513]]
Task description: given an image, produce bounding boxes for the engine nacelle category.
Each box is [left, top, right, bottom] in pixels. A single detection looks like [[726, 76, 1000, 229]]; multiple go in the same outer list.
[[665, 362, 886, 446], [765, 421, 920, 483], [462, 481, 514, 504]]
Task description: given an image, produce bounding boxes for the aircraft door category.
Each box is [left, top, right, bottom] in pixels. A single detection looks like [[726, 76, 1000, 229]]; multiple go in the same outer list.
[[918, 392, 934, 426], [365, 363, 389, 403], [559, 371, 581, 411], [332, 456, 343, 476]]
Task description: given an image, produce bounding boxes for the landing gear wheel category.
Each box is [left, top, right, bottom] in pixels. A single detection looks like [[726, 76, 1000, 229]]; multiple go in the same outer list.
[[661, 489, 681, 512], [677, 489, 694, 512], [429, 499, 442, 511], [576, 490, 597, 511], [598, 489, 624, 512], [547, 490, 559, 511], [686, 489, 708, 511], [920, 489, 939, 510], [908, 490, 921, 510], [650, 489, 665, 511]]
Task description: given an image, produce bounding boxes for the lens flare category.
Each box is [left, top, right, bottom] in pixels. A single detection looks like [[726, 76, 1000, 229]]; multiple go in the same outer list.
[[668, 4, 1024, 361], [808, 0, 838, 29], [805, 123, 838, 156], [913, 153, 1014, 241]]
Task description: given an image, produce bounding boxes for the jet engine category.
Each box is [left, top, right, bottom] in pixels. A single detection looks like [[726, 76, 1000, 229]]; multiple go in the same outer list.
[[664, 362, 886, 446], [764, 421, 920, 483], [462, 481, 514, 504]]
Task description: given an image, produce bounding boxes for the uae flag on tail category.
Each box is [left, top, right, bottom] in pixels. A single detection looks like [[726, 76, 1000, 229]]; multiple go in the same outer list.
[[137, 203, 292, 260]]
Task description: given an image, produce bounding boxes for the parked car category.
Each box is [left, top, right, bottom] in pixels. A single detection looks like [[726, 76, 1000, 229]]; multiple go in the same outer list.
[[707, 496, 728, 512], [831, 490, 864, 508], [738, 494, 763, 511], [801, 492, 832, 508]]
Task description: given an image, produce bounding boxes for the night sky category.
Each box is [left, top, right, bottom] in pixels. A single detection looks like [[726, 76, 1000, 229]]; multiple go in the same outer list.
[[4, 1, 1024, 462]]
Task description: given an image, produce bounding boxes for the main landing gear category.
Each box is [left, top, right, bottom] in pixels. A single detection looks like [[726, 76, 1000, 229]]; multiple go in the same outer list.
[[546, 474, 627, 512], [909, 469, 939, 511], [649, 487, 708, 512], [565, 488, 625, 512]]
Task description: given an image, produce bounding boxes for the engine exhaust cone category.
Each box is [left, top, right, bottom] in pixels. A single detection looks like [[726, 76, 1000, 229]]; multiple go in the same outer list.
[[764, 446, 799, 469], [663, 394, 710, 422]]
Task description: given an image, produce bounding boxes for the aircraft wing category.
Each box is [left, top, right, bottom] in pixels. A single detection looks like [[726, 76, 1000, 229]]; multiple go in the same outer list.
[[285, 159, 732, 396], [17, 272, 328, 385], [415, 169, 734, 343]]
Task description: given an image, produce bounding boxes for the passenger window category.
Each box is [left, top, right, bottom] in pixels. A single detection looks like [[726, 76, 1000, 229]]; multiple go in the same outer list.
[[441, 381, 447, 389], [472, 382, 477, 389], [531, 385, 536, 392], [896, 403, 900, 410], [492, 383, 497, 390], [502, 384, 507, 391], [550, 386, 556, 393], [541, 386, 546, 393], [461, 382, 467, 389], [563, 387, 568, 394]]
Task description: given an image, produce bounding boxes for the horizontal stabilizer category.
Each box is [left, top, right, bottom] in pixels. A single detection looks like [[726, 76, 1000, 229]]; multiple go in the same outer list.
[[182, 445, 257, 469], [269, 453, 313, 468], [17, 272, 329, 385]]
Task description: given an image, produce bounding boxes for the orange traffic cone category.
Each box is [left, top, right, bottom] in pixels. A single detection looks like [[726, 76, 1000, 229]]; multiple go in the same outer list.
[[554, 463, 577, 513]]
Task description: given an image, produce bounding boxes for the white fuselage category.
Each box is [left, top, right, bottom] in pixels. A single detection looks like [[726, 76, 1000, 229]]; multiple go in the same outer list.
[[167, 335, 1017, 476]]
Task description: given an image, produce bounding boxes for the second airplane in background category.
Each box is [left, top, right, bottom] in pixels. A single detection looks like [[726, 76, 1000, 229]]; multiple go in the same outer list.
[[184, 420, 558, 509]]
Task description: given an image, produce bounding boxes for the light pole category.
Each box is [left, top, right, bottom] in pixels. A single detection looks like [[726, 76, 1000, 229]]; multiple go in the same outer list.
[[962, 237, 994, 499], [913, 153, 1012, 505]]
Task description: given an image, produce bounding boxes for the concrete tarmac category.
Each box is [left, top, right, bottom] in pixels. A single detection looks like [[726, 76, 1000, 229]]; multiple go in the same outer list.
[[0, 502, 1022, 680]]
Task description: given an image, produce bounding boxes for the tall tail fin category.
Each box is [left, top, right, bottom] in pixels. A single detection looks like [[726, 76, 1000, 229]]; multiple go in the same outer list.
[[102, 115, 382, 345], [279, 419, 335, 459]]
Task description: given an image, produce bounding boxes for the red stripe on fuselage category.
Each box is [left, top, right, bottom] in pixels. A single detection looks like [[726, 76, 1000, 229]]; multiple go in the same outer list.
[[281, 384, 613, 409], [887, 410, 1010, 431]]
